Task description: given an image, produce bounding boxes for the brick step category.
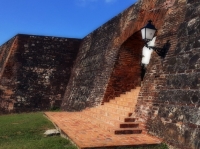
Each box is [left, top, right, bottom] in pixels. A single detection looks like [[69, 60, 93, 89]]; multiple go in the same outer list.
[[97, 104, 135, 117], [98, 106, 134, 118], [102, 102, 135, 113], [112, 87, 140, 98], [81, 109, 123, 124], [124, 117, 137, 122], [80, 110, 143, 132], [127, 88, 140, 94], [120, 122, 139, 128], [115, 128, 143, 135], [91, 106, 132, 117], [109, 99, 137, 107], [80, 113, 144, 133], [82, 108, 128, 122], [78, 112, 121, 131], [117, 91, 140, 99], [123, 117, 145, 129], [125, 120, 147, 132], [120, 94, 138, 99], [113, 97, 137, 103]]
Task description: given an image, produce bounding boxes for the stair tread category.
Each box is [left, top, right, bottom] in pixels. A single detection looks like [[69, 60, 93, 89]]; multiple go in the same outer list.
[[115, 128, 143, 130], [79, 115, 116, 130], [124, 117, 137, 121], [103, 102, 135, 110], [90, 106, 133, 117], [98, 105, 134, 113], [115, 129, 143, 135], [120, 122, 140, 124], [82, 112, 126, 123], [80, 110, 123, 127]]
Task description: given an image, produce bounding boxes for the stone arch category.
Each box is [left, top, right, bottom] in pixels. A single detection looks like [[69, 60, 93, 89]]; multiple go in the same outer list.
[[103, 31, 144, 102]]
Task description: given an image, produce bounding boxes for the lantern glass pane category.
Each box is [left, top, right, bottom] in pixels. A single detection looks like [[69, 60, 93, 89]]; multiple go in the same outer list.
[[145, 28, 156, 40], [141, 28, 146, 40]]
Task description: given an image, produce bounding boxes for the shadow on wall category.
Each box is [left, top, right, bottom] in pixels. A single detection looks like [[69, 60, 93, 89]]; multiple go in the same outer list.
[[103, 31, 144, 102]]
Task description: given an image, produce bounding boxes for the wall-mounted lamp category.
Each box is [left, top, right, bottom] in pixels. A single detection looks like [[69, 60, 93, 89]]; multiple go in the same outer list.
[[141, 20, 170, 58]]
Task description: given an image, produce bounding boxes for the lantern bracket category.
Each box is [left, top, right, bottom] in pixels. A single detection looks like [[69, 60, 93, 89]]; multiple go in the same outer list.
[[145, 40, 170, 58]]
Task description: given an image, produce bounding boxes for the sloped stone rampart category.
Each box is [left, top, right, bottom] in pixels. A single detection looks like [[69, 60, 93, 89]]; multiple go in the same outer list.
[[61, 0, 168, 111], [0, 34, 81, 113], [0, 36, 17, 79]]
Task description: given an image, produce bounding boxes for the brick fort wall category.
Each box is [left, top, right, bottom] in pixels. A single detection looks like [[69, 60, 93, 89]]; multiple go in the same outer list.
[[0, 0, 199, 148], [61, 0, 168, 111], [135, 0, 200, 148], [0, 34, 81, 113]]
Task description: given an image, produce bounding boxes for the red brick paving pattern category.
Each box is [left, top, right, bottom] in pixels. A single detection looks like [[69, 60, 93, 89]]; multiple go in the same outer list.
[[44, 87, 162, 148], [45, 112, 161, 148]]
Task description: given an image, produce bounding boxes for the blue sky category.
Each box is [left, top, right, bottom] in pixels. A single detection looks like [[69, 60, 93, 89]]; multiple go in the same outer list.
[[0, 0, 137, 45]]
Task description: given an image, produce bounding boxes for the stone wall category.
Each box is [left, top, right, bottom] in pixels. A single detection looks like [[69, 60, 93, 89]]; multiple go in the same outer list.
[[62, 0, 200, 148], [135, 0, 200, 148], [61, 3, 134, 111], [0, 34, 81, 113], [62, 16, 121, 110], [0, 36, 16, 79], [0, 0, 199, 148], [0, 36, 18, 113], [61, 0, 168, 111]]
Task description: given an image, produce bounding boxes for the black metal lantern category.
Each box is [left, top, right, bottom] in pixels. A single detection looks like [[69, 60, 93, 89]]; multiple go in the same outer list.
[[141, 20, 170, 58], [141, 20, 157, 42]]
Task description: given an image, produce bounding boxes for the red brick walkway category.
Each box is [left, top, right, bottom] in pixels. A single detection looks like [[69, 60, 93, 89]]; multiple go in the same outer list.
[[44, 87, 162, 148]]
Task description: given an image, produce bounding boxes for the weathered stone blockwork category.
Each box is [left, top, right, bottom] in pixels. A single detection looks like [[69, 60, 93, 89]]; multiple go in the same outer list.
[[135, 0, 200, 148], [0, 37, 16, 79], [61, 0, 200, 148], [62, 0, 168, 111], [0, 34, 81, 113], [0, 0, 199, 148], [62, 17, 121, 110]]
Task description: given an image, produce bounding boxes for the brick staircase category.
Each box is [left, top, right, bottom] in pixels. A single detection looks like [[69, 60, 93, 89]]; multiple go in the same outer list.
[[79, 87, 144, 134], [45, 87, 162, 148]]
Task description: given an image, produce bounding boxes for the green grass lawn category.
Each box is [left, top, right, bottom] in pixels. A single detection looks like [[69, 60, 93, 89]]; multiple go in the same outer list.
[[0, 112, 77, 149], [0, 112, 168, 149]]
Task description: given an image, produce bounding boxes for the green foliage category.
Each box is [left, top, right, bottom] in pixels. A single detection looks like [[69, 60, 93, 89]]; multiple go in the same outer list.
[[0, 112, 77, 149]]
